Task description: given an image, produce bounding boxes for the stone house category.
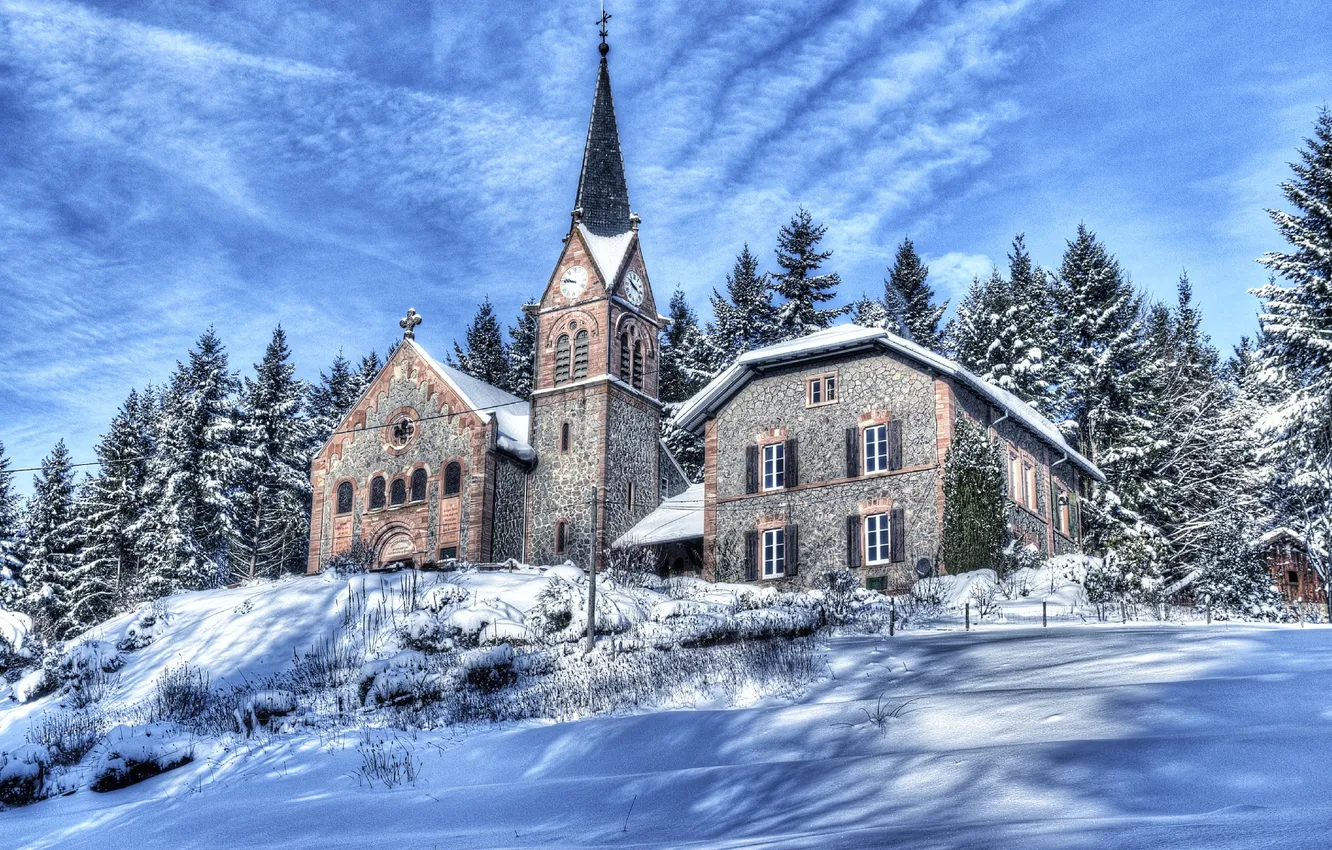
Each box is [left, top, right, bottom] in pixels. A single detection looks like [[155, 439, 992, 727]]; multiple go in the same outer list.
[[629, 325, 1104, 590], [306, 37, 689, 574]]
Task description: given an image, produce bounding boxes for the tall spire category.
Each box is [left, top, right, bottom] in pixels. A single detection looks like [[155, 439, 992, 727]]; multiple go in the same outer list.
[[573, 15, 632, 238]]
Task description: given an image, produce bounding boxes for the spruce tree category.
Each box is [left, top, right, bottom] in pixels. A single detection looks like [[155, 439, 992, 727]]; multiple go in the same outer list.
[[707, 244, 778, 369], [887, 238, 945, 349], [18, 441, 81, 640], [771, 209, 844, 340], [947, 270, 1011, 379], [135, 328, 244, 596], [450, 298, 512, 389], [505, 301, 539, 399], [659, 290, 710, 480], [1001, 235, 1058, 414], [850, 277, 911, 339], [355, 351, 382, 398], [233, 327, 313, 581], [308, 352, 360, 449], [0, 441, 22, 597], [1251, 108, 1332, 552], [940, 417, 1007, 575]]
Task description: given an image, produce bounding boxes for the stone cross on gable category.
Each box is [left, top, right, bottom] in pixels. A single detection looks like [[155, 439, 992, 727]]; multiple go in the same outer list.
[[400, 308, 422, 340]]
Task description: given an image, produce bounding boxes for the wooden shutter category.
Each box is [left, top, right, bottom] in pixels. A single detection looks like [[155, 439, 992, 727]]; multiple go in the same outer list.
[[890, 507, 906, 562], [845, 427, 859, 478], [745, 445, 759, 494], [785, 524, 799, 577], [887, 419, 903, 470], [785, 438, 799, 487], [744, 530, 758, 581], [846, 514, 862, 569]]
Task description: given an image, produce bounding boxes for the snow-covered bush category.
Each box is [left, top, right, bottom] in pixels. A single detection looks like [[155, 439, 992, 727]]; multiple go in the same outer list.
[[525, 577, 577, 637], [88, 724, 194, 793], [234, 690, 298, 736], [0, 744, 52, 808], [420, 582, 470, 612], [146, 664, 211, 725], [59, 640, 124, 708], [357, 650, 442, 707], [322, 540, 375, 575], [25, 707, 106, 766], [399, 610, 456, 653], [814, 570, 862, 625], [456, 643, 516, 692], [116, 602, 168, 652]]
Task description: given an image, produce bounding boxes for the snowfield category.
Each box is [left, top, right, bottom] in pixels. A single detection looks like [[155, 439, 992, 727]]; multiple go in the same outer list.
[[1, 566, 1330, 848]]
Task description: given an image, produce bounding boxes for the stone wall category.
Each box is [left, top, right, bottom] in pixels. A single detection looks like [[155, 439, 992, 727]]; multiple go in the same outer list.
[[491, 454, 528, 562], [528, 385, 609, 565], [603, 391, 661, 544]]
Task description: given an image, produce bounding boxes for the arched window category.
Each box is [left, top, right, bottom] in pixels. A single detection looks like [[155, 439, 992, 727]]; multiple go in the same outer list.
[[554, 334, 571, 385], [370, 476, 386, 510], [410, 468, 427, 502], [390, 478, 407, 506], [443, 461, 462, 496], [573, 330, 590, 379], [632, 341, 644, 390], [619, 332, 631, 380], [560, 422, 571, 452], [555, 521, 567, 555], [336, 482, 354, 514]]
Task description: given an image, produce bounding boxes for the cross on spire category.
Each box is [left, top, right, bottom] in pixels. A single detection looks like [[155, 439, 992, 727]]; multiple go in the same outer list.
[[399, 308, 422, 340], [596, 4, 611, 54]]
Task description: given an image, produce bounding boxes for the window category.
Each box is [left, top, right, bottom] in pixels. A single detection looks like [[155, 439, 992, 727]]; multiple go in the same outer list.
[[626, 479, 636, 513], [1023, 463, 1038, 512], [370, 476, 386, 510], [865, 513, 892, 565], [390, 478, 407, 506], [410, 468, 427, 502], [807, 374, 837, 406], [619, 333, 631, 381], [866, 576, 887, 593], [1008, 453, 1022, 500], [632, 341, 644, 390], [762, 442, 785, 491], [1287, 570, 1300, 585], [554, 334, 571, 385], [560, 422, 571, 453], [1056, 489, 1072, 536], [555, 521, 567, 555], [762, 527, 786, 578], [864, 425, 889, 473], [443, 462, 462, 496], [336, 482, 353, 514], [573, 330, 590, 379], [440, 546, 458, 562], [390, 417, 415, 448]]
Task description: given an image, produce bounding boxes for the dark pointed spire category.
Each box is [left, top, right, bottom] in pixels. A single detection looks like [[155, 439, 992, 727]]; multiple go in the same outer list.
[[573, 32, 632, 237]]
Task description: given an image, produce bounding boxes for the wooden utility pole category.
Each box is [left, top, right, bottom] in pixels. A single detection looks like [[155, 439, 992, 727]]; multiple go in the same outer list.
[[586, 486, 598, 654]]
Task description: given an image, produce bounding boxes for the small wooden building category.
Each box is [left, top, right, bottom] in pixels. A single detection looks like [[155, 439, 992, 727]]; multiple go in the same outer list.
[[1256, 528, 1327, 605]]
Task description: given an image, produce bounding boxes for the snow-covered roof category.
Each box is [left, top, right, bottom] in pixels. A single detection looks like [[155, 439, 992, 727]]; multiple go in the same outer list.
[[408, 340, 534, 461], [674, 324, 1104, 482], [578, 223, 634, 285], [614, 483, 704, 548]]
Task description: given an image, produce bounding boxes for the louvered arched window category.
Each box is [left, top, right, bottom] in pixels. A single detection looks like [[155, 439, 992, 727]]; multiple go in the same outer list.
[[390, 478, 407, 506], [370, 476, 386, 510], [619, 332, 631, 380], [443, 461, 462, 496], [554, 334, 571, 385], [573, 330, 590, 379], [336, 482, 354, 514], [410, 468, 427, 502], [632, 341, 644, 390]]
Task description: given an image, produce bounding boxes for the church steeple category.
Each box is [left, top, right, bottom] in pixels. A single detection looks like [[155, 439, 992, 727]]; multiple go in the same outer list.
[[573, 30, 632, 238]]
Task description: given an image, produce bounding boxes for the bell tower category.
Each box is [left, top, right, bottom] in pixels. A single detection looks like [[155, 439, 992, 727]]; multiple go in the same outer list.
[[526, 24, 663, 567]]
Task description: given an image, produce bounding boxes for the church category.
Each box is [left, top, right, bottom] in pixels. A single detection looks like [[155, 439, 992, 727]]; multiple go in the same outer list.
[[306, 33, 690, 575], [306, 30, 1103, 587]]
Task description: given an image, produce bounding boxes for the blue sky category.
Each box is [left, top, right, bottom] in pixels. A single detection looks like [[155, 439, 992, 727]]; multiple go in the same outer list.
[[1, 0, 1329, 489]]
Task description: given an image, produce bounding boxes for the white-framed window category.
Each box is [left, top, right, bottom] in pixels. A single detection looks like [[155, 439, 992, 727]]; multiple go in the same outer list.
[[1056, 488, 1072, 536], [1023, 463, 1038, 512], [865, 513, 891, 565], [762, 527, 786, 577], [807, 373, 838, 407], [1007, 453, 1022, 501], [762, 442, 785, 491], [864, 424, 889, 474]]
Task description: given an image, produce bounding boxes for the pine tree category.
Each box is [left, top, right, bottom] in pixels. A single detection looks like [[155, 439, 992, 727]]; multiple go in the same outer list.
[[0, 440, 22, 599], [1001, 235, 1058, 414], [850, 277, 911, 339], [68, 390, 154, 629], [659, 290, 710, 480], [308, 352, 360, 449], [355, 351, 382, 397], [233, 327, 313, 581], [947, 270, 1011, 379], [450, 298, 512, 389], [771, 209, 844, 340], [18, 441, 81, 640], [707, 244, 778, 369], [940, 416, 1007, 575], [1251, 108, 1332, 553], [887, 238, 945, 349], [505, 301, 539, 400], [135, 328, 244, 596]]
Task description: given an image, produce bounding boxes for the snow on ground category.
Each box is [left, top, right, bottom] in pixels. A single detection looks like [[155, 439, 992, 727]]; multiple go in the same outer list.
[[2, 624, 1330, 849]]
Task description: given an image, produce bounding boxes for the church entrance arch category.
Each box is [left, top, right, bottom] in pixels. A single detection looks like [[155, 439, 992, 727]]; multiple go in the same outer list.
[[372, 525, 417, 570]]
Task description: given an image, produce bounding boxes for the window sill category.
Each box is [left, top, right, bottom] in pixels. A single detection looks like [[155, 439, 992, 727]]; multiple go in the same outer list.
[[1008, 500, 1046, 523], [805, 399, 840, 409]]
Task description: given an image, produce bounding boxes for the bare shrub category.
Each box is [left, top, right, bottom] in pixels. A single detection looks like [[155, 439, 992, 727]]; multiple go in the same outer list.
[[968, 581, 1000, 619], [353, 731, 422, 789], [322, 540, 375, 575], [26, 707, 106, 766], [146, 664, 212, 726], [815, 570, 861, 626]]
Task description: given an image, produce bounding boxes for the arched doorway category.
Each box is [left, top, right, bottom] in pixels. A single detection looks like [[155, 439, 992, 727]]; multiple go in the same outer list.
[[374, 527, 416, 570]]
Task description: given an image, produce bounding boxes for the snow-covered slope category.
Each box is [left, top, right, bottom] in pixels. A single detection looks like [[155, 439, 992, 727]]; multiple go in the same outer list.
[[3, 624, 1330, 849]]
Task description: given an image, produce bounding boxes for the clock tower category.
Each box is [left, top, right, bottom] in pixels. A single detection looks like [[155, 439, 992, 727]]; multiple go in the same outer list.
[[526, 32, 663, 568]]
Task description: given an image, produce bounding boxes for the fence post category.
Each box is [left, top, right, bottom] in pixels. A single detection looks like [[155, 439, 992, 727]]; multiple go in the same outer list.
[[889, 598, 896, 637], [1121, 601, 1127, 624], [965, 602, 970, 631], [1042, 601, 1047, 628], [586, 486, 598, 655]]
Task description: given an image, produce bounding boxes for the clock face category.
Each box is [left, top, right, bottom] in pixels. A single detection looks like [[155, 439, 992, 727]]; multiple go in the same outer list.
[[559, 264, 588, 298], [624, 271, 645, 306]]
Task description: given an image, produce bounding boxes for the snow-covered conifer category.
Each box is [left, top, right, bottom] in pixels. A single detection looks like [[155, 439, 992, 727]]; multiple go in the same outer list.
[[18, 441, 81, 640], [0, 441, 22, 598], [307, 352, 360, 449], [707, 244, 778, 369], [659, 290, 710, 480], [940, 416, 1007, 575], [887, 237, 944, 349], [450, 298, 512, 389], [505, 301, 539, 399], [770, 209, 844, 340]]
